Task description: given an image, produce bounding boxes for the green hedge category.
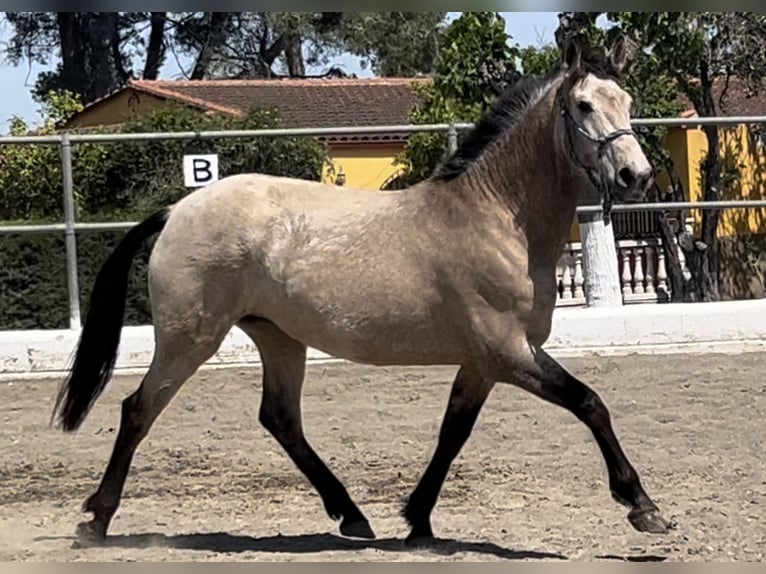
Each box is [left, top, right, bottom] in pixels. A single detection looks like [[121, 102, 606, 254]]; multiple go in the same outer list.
[[0, 102, 330, 330], [0, 231, 155, 330]]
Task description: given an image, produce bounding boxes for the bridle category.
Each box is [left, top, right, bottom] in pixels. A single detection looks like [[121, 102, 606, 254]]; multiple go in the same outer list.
[[557, 92, 637, 223]]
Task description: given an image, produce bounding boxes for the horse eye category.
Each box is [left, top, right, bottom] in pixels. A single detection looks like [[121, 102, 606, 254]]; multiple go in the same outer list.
[[577, 100, 594, 114]]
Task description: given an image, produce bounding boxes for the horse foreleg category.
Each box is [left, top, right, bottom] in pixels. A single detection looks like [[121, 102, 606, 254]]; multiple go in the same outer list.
[[504, 347, 673, 534], [238, 317, 374, 539], [402, 366, 494, 543]]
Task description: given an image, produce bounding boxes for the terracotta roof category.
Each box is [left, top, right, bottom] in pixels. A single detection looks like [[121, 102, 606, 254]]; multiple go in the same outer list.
[[72, 77, 431, 144], [675, 76, 766, 118], [134, 76, 766, 124]]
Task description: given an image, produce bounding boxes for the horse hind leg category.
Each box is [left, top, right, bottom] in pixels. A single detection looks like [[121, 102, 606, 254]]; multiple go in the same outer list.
[[237, 316, 374, 539], [75, 327, 228, 544]]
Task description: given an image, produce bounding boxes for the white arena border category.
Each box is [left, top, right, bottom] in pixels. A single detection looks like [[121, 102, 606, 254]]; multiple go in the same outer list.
[[3, 299, 766, 380]]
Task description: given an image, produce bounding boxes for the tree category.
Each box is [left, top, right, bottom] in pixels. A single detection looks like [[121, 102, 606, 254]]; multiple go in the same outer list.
[[399, 12, 521, 183], [172, 12, 447, 79], [2, 12, 448, 105], [337, 12, 447, 77], [548, 12, 766, 302], [4, 13, 164, 104], [518, 44, 560, 76], [607, 12, 766, 302], [0, 92, 330, 330]]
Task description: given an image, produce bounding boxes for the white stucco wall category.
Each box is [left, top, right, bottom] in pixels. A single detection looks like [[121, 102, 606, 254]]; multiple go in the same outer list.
[[2, 299, 766, 379]]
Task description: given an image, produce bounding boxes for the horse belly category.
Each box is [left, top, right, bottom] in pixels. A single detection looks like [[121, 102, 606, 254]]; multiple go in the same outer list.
[[260, 283, 465, 367]]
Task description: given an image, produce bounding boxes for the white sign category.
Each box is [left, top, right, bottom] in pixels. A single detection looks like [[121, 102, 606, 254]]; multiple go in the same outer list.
[[183, 154, 219, 188]]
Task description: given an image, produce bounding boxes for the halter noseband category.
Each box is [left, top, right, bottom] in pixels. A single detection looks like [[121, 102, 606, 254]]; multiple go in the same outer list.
[[558, 95, 637, 223]]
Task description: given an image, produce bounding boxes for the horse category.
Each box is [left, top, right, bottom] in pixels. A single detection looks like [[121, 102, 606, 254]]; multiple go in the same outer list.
[[52, 35, 673, 545]]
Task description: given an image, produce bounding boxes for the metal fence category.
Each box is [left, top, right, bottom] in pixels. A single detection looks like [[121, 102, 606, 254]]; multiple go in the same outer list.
[[3, 115, 766, 330]]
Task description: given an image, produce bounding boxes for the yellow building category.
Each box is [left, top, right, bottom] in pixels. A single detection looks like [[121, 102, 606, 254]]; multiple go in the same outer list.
[[652, 77, 766, 240], [676, 127, 766, 238]]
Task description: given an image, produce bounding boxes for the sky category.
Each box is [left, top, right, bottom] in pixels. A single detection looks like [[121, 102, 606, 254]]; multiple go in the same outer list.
[[0, 12, 562, 132]]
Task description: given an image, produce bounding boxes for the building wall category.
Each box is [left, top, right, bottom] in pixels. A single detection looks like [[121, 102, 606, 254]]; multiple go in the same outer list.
[[684, 124, 766, 237], [65, 90, 170, 128], [322, 143, 409, 190]]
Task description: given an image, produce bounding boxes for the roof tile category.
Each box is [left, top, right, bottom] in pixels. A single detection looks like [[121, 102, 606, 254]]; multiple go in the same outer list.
[[128, 77, 431, 143]]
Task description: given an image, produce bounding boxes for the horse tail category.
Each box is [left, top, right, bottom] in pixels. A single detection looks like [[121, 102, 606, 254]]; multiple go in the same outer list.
[[52, 206, 171, 432]]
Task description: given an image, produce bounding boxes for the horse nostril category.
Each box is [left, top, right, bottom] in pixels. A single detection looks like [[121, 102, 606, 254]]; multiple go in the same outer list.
[[618, 167, 635, 188]]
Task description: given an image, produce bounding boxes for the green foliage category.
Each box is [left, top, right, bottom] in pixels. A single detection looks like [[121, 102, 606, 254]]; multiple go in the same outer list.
[[398, 10, 689, 188], [0, 92, 330, 329], [74, 102, 329, 222], [1, 97, 329, 224], [0, 90, 85, 223], [609, 13, 707, 110], [426, 12, 519, 107], [607, 16, 766, 194], [0, 231, 153, 330], [609, 13, 766, 115], [0, 233, 69, 329], [399, 12, 521, 184], [3, 12, 450, 103], [39, 89, 85, 125], [335, 12, 447, 77], [621, 50, 686, 172], [519, 44, 560, 77]]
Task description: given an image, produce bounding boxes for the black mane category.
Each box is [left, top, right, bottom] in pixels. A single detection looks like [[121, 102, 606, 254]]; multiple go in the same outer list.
[[431, 50, 623, 183]]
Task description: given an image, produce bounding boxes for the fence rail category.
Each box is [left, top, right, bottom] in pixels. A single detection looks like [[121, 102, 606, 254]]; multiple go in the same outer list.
[[4, 116, 766, 330]]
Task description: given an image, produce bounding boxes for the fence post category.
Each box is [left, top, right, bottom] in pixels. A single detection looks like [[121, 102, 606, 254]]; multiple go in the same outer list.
[[60, 133, 82, 330], [578, 201, 623, 307], [447, 122, 458, 155]]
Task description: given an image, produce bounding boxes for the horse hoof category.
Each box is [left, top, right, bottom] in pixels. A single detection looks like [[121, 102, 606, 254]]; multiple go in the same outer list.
[[340, 518, 376, 539], [628, 507, 675, 534], [72, 520, 107, 548]]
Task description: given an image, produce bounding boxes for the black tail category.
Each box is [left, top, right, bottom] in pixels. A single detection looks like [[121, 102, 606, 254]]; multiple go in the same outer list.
[[52, 207, 171, 432]]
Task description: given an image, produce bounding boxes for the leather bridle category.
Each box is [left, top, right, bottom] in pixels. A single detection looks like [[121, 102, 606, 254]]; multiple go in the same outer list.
[[557, 93, 638, 222]]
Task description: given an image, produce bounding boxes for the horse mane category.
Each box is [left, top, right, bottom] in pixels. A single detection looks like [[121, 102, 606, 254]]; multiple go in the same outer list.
[[431, 48, 623, 183]]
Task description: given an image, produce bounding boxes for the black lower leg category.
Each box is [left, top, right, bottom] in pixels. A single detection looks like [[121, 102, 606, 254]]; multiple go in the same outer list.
[[260, 411, 373, 538], [403, 368, 492, 542], [77, 391, 145, 541], [538, 353, 650, 504], [529, 350, 671, 533]]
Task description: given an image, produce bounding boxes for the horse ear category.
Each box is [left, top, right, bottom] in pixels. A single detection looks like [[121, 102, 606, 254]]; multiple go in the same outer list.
[[608, 33, 627, 73], [562, 38, 582, 71]]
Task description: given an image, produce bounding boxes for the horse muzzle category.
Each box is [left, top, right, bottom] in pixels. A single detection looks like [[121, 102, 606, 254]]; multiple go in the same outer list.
[[611, 166, 653, 204]]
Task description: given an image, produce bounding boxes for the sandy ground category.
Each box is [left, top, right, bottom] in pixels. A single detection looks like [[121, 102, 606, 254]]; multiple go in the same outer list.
[[1, 352, 765, 562]]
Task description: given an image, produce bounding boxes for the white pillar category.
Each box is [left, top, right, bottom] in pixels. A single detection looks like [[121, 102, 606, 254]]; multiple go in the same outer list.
[[578, 208, 623, 307]]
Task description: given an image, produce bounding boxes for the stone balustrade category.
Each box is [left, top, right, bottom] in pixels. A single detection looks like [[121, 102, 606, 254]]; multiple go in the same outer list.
[[556, 238, 673, 306]]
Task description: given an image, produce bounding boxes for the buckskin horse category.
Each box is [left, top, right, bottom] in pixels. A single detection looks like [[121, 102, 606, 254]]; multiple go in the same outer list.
[[52, 35, 673, 545]]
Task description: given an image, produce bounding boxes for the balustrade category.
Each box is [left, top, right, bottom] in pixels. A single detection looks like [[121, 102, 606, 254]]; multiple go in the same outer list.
[[556, 238, 673, 306]]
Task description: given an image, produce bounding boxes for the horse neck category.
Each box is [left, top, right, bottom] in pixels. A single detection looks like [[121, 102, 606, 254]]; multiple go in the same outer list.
[[461, 85, 586, 261]]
